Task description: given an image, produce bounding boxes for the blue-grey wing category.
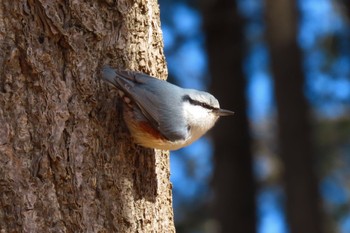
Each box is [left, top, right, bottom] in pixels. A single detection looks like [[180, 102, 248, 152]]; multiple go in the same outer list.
[[102, 67, 188, 141]]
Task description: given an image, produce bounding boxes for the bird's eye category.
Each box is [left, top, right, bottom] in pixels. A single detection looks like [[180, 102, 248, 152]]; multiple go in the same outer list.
[[200, 102, 210, 109], [183, 95, 216, 110], [198, 101, 215, 110]]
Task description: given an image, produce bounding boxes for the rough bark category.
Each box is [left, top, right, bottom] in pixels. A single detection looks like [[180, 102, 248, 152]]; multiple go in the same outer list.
[[265, 1, 324, 233], [0, 0, 175, 232], [201, 1, 256, 233]]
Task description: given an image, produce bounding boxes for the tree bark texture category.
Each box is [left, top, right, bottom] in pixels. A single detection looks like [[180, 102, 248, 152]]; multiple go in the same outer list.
[[265, 1, 324, 233], [0, 0, 175, 232], [201, 1, 256, 233]]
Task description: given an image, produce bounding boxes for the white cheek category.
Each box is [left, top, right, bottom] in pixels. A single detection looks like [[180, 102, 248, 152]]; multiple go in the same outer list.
[[182, 102, 218, 136], [184, 104, 209, 120]]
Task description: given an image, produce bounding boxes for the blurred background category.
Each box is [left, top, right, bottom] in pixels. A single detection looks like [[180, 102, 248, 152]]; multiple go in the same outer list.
[[158, 0, 350, 233]]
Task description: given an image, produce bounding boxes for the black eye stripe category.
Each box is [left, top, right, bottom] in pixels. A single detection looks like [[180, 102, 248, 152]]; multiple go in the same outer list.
[[182, 95, 216, 110]]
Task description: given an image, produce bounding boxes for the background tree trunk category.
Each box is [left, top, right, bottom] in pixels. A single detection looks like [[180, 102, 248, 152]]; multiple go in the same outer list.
[[265, 1, 324, 233], [201, 1, 256, 233], [0, 0, 175, 232]]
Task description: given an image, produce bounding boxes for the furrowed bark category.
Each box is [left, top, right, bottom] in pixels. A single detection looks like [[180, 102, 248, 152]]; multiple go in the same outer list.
[[0, 0, 175, 232]]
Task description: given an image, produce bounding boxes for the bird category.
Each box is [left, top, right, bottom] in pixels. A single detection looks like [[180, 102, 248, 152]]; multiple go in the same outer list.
[[101, 66, 234, 150]]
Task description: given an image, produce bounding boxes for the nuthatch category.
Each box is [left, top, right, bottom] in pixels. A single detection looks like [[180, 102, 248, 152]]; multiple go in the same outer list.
[[102, 66, 234, 150]]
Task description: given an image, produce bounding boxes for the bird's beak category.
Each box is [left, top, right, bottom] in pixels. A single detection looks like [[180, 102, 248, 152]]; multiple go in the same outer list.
[[216, 108, 235, 116]]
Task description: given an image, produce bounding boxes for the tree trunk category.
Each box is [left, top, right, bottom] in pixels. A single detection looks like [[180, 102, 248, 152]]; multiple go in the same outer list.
[[201, 1, 256, 233], [0, 0, 175, 232], [265, 1, 324, 233]]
